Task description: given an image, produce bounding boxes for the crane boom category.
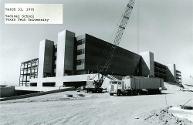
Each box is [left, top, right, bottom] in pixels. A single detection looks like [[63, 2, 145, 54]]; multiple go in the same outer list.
[[86, 0, 135, 92], [113, 0, 135, 46], [101, 0, 135, 73]]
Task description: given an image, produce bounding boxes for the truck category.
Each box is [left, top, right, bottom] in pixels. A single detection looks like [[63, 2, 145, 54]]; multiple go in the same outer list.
[[109, 76, 164, 96]]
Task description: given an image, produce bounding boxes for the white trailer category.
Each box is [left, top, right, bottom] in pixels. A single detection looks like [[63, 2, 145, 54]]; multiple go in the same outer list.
[[109, 76, 164, 96]]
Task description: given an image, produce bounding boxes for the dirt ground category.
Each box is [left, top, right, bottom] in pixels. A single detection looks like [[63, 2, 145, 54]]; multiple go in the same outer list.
[[0, 83, 193, 125]]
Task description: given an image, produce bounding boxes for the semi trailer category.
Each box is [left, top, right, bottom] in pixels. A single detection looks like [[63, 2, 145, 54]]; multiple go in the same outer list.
[[109, 76, 164, 96]]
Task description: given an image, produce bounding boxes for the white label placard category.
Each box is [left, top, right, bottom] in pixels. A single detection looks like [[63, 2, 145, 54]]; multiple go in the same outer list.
[[4, 4, 63, 24]]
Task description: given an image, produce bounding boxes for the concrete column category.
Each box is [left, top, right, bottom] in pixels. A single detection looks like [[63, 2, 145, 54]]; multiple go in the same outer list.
[[38, 40, 46, 79], [37, 39, 54, 86], [167, 64, 176, 80], [56, 30, 75, 86], [140, 51, 155, 77]]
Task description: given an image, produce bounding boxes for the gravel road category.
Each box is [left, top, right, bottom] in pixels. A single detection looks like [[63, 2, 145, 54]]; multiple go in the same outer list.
[[0, 84, 192, 125]]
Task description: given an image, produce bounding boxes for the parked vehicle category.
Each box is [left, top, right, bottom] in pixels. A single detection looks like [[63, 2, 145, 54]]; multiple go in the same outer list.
[[109, 76, 164, 96]]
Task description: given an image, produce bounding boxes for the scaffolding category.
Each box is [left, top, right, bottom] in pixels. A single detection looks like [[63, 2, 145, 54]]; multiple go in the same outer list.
[[19, 58, 39, 86]]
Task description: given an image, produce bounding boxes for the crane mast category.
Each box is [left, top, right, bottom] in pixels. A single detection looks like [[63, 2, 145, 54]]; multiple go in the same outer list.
[[101, 0, 135, 73]]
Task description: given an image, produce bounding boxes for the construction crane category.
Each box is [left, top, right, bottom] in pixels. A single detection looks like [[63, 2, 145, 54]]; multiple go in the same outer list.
[[102, 0, 135, 72], [85, 0, 135, 93]]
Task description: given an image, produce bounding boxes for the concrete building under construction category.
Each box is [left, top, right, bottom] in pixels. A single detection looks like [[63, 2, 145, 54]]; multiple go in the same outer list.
[[19, 30, 182, 88]]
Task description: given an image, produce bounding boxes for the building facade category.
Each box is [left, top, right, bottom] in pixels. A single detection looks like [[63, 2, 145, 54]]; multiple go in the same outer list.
[[19, 29, 182, 87]]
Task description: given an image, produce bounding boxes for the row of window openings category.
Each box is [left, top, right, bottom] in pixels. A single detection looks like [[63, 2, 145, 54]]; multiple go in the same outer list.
[[21, 70, 38, 73], [30, 82, 56, 87], [54, 45, 85, 56], [77, 49, 85, 55], [22, 49, 85, 70], [20, 76, 37, 81], [20, 75, 38, 78], [21, 61, 38, 66], [21, 65, 38, 68], [20, 73, 38, 76], [21, 68, 38, 71], [21, 62, 38, 65], [76, 59, 85, 66], [77, 39, 85, 45]]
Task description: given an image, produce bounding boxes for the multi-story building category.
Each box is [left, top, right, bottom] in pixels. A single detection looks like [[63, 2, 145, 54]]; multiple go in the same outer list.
[[19, 29, 182, 88], [167, 64, 182, 84]]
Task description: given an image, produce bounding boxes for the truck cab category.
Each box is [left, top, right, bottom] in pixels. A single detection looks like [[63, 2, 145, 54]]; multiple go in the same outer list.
[[109, 80, 123, 96]]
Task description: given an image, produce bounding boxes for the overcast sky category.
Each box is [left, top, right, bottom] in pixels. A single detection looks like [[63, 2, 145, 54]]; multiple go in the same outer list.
[[0, 0, 193, 85]]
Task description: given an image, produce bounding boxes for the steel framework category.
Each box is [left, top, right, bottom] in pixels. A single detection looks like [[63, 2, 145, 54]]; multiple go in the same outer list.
[[19, 58, 39, 86]]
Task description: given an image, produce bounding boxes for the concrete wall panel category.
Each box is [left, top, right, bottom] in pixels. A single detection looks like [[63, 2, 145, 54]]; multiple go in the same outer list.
[[84, 34, 144, 76]]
